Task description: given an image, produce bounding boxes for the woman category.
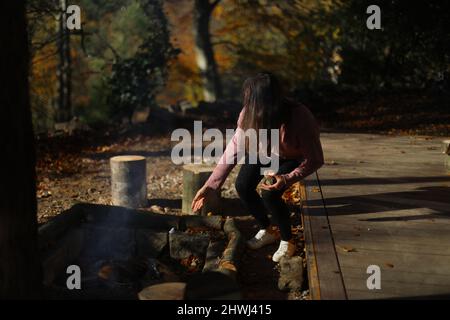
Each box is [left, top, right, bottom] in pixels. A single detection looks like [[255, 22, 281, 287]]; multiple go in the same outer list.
[[192, 73, 324, 262]]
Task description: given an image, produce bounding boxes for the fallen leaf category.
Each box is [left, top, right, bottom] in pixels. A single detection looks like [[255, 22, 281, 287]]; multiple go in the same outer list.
[[339, 246, 357, 253], [98, 264, 113, 280], [219, 260, 237, 272]]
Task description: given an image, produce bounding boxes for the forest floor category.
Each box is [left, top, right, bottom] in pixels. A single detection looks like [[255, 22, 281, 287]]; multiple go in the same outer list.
[[315, 90, 450, 136], [35, 90, 449, 299]]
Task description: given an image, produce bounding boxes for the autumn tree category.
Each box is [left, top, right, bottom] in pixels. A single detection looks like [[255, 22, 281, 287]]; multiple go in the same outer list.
[[193, 0, 222, 102], [0, 1, 42, 298], [27, 0, 74, 124], [56, 0, 72, 122]]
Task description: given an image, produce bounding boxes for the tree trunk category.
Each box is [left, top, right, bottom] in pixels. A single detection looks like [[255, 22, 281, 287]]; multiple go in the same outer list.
[[193, 0, 222, 102], [56, 0, 72, 122], [0, 1, 42, 298]]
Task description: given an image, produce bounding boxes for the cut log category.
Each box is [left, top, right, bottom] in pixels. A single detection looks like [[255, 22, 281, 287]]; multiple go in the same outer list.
[[442, 140, 450, 155], [443, 140, 450, 174], [110, 155, 147, 208], [138, 282, 186, 300], [182, 164, 221, 215]]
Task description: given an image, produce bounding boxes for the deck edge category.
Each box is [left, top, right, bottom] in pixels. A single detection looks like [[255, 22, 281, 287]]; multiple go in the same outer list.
[[300, 174, 348, 300]]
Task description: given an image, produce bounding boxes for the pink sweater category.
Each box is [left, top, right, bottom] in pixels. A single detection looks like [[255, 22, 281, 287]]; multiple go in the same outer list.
[[205, 103, 324, 190]]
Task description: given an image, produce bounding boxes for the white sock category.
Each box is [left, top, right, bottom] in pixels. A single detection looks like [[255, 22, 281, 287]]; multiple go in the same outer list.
[[280, 240, 289, 246]]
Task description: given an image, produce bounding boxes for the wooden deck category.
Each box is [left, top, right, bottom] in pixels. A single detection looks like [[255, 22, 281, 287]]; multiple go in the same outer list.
[[302, 133, 450, 300]]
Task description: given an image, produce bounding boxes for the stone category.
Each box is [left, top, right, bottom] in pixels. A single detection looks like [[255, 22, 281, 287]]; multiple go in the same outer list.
[[203, 240, 226, 271], [42, 227, 84, 286], [169, 231, 210, 260], [135, 230, 168, 258], [278, 256, 304, 291]]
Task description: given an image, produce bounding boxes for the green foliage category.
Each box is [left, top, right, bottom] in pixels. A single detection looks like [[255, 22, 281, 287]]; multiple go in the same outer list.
[[328, 0, 450, 90], [106, 0, 179, 121], [78, 75, 111, 126]]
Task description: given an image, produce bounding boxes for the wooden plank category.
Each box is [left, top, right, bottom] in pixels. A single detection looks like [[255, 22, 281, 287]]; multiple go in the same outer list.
[[328, 207, 450, 227], [344, 276, 450, 298], [301, 183, 320, 300], [301, 175, 347, 300], [336, 248, 450, 275], [344, 289, 450, 300], [363, 194, 450, 213], [341, 265, 450, 286], [332, 223, 450, 247], [304, 133, 450, 300], [333, 238, 450, 256]]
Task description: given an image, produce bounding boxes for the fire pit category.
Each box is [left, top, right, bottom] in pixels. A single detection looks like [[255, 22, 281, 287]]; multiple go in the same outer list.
[[39, 203, 243, 299]]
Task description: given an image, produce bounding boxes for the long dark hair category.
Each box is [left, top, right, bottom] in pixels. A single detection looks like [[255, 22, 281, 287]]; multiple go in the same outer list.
[[240, 72, 290, 153]]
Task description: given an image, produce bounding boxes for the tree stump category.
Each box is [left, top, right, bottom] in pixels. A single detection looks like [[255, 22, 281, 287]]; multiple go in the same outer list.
[[443, 140, 450, 174], [110, 155, 147, 208], [182, 164, 221, 215], [138, 282, 186, 300]]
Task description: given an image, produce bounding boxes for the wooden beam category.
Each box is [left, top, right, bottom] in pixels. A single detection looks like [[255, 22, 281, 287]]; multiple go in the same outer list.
[[301, 174, 347, 300]]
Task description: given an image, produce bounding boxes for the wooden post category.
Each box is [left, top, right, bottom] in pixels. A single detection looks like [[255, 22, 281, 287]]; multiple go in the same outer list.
[[182, 164, 220, 215], [110, 155, 147, 208], [443, 140, 450, 174]]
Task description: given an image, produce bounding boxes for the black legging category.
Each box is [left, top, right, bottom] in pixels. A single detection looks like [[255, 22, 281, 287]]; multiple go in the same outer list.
[[235, 158, 300, 241]]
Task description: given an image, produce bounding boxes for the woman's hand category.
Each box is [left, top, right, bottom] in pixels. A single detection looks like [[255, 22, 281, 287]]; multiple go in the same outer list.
[[191, 184, 214, 213], [260, 174, 287, 191]]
